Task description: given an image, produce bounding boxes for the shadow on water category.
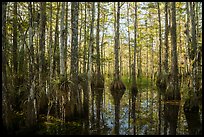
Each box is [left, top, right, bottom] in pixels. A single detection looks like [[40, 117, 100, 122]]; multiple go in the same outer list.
[[90, 88, 104, 135], [95, 88, 104, 134], [158, 86, 180, 135], [164, 102, 180, 135], [71, 80, 201, 135], [131, 90, 137, 135], [82, 84, 89, 135], [111, 89, 125, 135], [84, 79, 202, 135], [184, 98, 202, 135], [9, 77, 202, 135]]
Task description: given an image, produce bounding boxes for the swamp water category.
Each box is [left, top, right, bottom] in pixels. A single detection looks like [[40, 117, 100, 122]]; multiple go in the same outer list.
[[13, 77, 202, 135]]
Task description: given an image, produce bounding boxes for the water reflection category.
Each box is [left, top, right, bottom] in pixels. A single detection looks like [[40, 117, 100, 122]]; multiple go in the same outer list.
[[42, 79, 201, 135], [95, 88, 104, 134], [184, 100, 202, 135], [131, 90, 137, 135], [82, 84, 89, 135], [164, 102, 180, 135], [111, 90, 124, 135], [184, 110, 202, 135], [158, 90, 162, 134]]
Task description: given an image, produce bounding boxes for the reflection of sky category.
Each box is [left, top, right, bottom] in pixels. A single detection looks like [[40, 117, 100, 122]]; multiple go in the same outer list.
[[91, 82, 190, 135]]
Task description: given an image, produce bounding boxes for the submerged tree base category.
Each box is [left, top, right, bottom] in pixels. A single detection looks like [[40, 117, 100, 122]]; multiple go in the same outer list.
[[91, 73, 105, 89], [163, 73, 181, 101], [164, 83, 181, 101], [183, 97, 199, 113], [110, 80, 126, 91], [131, 83, 138, 97], [156, 73, 167, 91], [110, 80, 126, 102], [183, 97, 202, 135]]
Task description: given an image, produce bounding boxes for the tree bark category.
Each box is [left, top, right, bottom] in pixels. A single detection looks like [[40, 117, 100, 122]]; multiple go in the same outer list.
[[171, 2, 180, 100], [190, 2, 197, 93], [27, 2, 37, 129], [185, 2, 191, 76], [127, 3, 131, 82], [39, 2, 46, 81], [2, 2, 14, 133], [132, 2, 137, 85], [49, 3, 53, 83], [157, 2, 162, 76], [70, 2, 80, 117], [114, 2, 120, 81], [164, 2, 169, 73], [87, 2, 95, 85], [53, 3, 60, 77], [64, 2, 68, 75], [83, 3, 87, 73], [13, 3, 18, 102], [101, 13, 106, 75], [60, 2, 65, 75], [96, 2, 101, 76]]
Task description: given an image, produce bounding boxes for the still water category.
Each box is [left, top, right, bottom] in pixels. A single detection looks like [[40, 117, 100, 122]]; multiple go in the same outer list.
[[37, 78, 202, 135]]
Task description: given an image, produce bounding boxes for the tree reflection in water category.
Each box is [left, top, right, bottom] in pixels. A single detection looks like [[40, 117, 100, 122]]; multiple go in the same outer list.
[[164, 102, 180, 135], [95, 88, 104, 134], [184, 98, 202, 135], [38, 80, 201, 135]]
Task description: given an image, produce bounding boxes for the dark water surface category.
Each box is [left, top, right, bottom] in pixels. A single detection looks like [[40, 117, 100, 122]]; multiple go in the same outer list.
[[84, 77, 202, 135], [84, 79, 202, 135], [26, 78, 202, 135]]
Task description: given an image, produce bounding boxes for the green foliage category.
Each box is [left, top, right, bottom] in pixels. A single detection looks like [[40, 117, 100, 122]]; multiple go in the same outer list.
[[121, 75, 153, 90], [137, 76, 152, 88], [2, 2, 202, 135], [36, 115, 83, 135], [52, 75, 73, 92], [121, 75, 131, 89]]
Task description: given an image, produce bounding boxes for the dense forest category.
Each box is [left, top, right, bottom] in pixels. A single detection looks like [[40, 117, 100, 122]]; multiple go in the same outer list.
[[2, 2, 202, 135]]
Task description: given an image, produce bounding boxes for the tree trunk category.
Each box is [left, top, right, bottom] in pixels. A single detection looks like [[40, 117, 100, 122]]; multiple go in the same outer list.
[[114, 99, 120, 135], [78, 3, 83, 74], [49, 3, 53, 86], [64, 2, 68, 75], [157, 2, 162, 76], [127, 3, 131, 83], [60, 2, 65, 75], [145, 19, 149, 79], [39, 2, 46, 81], [131, 2, 137, 94], [88, 3, 95, 122], [27, 2, 36, 129], [70, 2, 80, 118], [13, 2, 18, 101], [185, 2, 191, 76], [87, 2, 95, 86], [53, 3, 60, 77], [114, 2, 120, 81], [151, 37, 154, 81], [101, 13, 106, 75], [83, 3, 87, 73], [96, 2, 101, 76], [164, 2, 169, 73], [29, 2, 34, 87], [171, 2, 181, 100], [190, 2, 198, 96], [2, 2, 14, 133], [137, 29, 142, 79]]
